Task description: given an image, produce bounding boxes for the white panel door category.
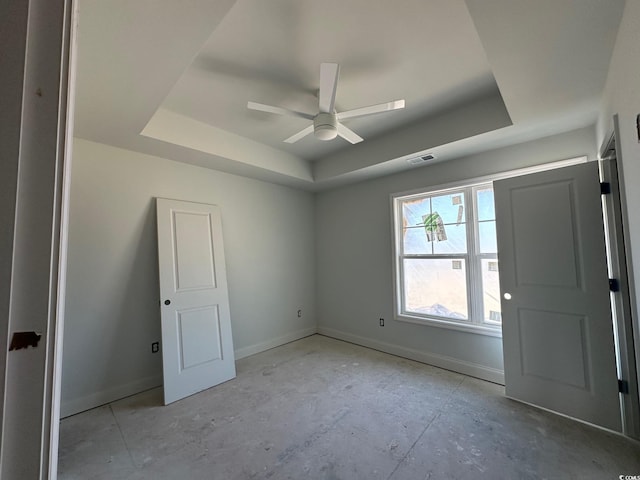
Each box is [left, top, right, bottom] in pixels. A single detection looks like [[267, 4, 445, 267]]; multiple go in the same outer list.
[[156, 198, 236, 405], [494, 162, 621, 431]]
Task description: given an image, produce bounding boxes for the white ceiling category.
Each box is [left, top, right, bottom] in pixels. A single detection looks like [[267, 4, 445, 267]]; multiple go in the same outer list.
[[73, 0, 625, 191]]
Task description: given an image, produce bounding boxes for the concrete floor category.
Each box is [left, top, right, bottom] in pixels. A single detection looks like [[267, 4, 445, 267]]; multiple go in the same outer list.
[[58, 335, 640, 479]]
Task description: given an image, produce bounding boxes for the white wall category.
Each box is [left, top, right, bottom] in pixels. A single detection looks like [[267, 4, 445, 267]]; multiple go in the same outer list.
[[597, 0, 640, 392], [61, 138, 316, 416], [315, 127, 596, 383]]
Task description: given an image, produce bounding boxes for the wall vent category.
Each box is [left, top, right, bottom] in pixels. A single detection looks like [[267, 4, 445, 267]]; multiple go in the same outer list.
[[407, 154, 436, 165]]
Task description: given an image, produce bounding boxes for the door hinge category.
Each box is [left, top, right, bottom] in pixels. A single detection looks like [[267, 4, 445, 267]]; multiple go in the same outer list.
[[609, 278, 620, 292], [618, 379, 629, 394], [600, 182, 611, 194], [9, 331, 42, 350]]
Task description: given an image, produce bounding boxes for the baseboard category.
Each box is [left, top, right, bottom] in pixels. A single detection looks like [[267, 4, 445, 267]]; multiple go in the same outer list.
[[234, 326, 317, 360], [60, 328, 317, 418], [317, 326, 505, 385], [60, 374, 162, 418]]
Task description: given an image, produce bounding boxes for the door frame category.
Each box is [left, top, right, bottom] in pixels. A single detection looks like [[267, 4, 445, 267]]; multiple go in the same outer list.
[[0, 0, 75, 477], [599, 118, 640, 439]]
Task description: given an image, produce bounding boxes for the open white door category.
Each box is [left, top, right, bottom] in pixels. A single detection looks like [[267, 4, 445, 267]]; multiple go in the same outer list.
[[156, 199, 236, 405], [494, 161, 621, 431]]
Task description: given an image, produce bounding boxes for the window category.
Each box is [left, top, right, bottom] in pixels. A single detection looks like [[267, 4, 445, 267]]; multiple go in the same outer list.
[[393, 183, 501, 335]]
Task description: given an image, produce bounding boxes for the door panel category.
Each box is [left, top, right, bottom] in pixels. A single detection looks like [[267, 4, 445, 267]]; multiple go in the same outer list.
[[156, 199, 236, 405], [494, 162, 621, 431], [518, 309, 588, 388], [508, 181, 580, 288], [177, 305, 222, 369], [173, 211, 216, 290]]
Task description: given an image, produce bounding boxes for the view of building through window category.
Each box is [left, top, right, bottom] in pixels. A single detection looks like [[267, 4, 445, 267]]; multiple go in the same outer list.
[[394, 183, 500, 331]]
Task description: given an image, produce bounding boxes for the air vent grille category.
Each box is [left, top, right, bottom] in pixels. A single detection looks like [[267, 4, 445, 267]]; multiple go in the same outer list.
[[407, 154, 436, 165]]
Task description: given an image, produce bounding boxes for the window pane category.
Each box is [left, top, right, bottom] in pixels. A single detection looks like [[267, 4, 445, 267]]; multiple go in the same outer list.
[[402, 197, 431, 227], [431, 192, 465, 225], [403, 258, 468, 320], [433, 224, 467, 254], [481, 259, 501, 324], [478, 221, 497, 253], [476, 186, 495, 221], [402, 226, 433, 254]]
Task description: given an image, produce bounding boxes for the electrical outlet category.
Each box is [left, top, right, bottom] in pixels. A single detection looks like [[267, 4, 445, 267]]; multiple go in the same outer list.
[[297, 309, 302, 318], [379, 318, 384, 327], [151, 342, 159, 353]]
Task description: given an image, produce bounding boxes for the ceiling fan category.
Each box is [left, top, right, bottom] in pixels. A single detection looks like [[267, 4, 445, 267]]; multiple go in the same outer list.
[[247, 63, 405, 144]]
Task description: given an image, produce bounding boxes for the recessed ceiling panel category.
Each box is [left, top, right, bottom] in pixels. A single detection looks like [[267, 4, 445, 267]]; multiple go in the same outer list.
[[160, 0, 497, 160]]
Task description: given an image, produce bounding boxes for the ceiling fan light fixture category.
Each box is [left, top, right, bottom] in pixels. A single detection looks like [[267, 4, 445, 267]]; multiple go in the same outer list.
[[314, 112, 338, 141], [247, 63, 406, 145], [314, 125, 338, 141]]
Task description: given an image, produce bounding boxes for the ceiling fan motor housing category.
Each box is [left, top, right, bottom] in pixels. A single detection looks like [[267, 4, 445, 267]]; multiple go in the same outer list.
[[314, 112, 338, 141], [247, 63, 405, 144]]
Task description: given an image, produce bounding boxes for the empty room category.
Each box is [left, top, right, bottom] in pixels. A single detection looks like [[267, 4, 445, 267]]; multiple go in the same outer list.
[[2, 0, 640, 479]]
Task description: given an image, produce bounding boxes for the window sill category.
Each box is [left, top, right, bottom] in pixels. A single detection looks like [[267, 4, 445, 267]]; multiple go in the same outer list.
[[395, 313, 503, 338]]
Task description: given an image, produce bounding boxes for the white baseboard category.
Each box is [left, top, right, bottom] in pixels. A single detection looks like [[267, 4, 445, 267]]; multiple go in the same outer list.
[[317, 327, 504, 385], [234, 326, 317, 360], [60, 374, 162, 418], [61, 326, 500, 418], [60, 328, 317, 418]]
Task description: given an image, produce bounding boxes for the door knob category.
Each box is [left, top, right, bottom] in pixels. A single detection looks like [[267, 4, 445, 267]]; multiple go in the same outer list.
[[164, 299, 171, 305]]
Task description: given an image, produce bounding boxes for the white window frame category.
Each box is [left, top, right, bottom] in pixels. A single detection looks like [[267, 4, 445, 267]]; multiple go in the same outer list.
[[391, 156, 588, 337]]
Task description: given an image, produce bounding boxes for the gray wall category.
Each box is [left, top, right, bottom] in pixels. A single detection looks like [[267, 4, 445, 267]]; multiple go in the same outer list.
[[61, 138, 316, 416], [315, 127, 596, 382]]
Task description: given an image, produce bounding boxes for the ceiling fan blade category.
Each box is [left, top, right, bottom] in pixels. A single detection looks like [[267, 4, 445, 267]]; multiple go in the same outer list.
[[319, 63, 339, 113], [336, 123, 364, 144], [284, 125, 314, 143], [247, 101, 314, 120], [337, 99, 405, 120]]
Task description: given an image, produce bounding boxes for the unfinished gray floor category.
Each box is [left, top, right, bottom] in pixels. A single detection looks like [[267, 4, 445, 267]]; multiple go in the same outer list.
[[58, 335, 640, 479]]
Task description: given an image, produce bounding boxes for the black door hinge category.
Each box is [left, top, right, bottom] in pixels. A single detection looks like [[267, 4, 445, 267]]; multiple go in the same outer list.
[[600, 182, 611, 194], [618, 379, 629, 394], [609, 278, 620, 292], [9, 331, 42, 350]]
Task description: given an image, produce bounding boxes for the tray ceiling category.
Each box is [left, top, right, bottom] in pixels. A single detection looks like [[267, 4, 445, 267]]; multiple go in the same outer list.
[[73, 0, 625, 190]]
